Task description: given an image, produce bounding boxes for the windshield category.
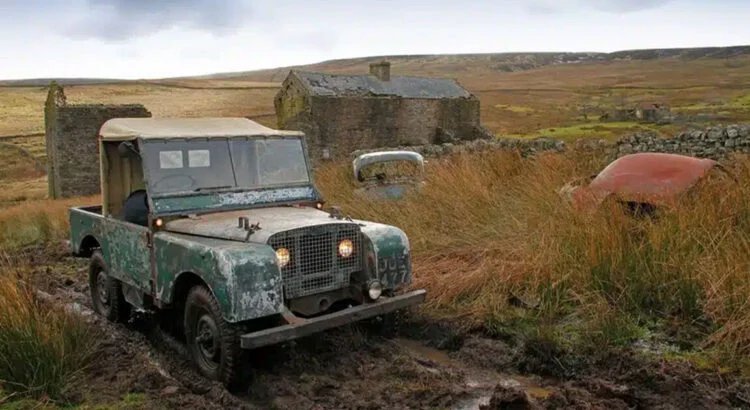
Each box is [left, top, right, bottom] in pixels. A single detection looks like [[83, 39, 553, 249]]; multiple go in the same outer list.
[[141, 137, 310, 195]]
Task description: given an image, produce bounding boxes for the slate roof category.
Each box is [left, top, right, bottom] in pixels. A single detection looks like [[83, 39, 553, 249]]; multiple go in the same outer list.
[[292, 70, 473, 99]]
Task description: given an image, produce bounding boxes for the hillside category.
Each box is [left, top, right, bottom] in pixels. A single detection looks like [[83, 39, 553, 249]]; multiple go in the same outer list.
[[0, 45, 748, 205]]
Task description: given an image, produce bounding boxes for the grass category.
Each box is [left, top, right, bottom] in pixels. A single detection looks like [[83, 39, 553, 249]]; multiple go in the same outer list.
[[316, 149, 750, 363], [0, 252, 97, 402], [0, 196, 97, 248], [528, 121, 669, 141]]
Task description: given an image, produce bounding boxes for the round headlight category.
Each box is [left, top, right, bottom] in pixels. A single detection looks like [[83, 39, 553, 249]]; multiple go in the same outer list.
[[338, 239, 354, 258], [276, 247, 290, 268], [368, 281, 383, 300]]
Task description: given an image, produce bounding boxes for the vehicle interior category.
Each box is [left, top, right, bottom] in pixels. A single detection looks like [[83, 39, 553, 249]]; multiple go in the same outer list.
[[100, 140, 149, 224]]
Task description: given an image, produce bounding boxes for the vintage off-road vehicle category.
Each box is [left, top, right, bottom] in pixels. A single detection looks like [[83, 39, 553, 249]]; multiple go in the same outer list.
[[352, 151, 425, 200], [69, 118, 425, 386]]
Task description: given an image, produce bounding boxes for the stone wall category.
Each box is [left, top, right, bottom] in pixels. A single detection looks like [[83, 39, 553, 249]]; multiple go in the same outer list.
[[351, 124, 750, 161], [45, 83, 151, 198], [615, 124, 750, 158]]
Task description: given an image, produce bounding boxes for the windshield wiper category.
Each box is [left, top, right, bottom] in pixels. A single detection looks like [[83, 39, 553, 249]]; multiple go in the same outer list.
[[196, 185, 233, 192]]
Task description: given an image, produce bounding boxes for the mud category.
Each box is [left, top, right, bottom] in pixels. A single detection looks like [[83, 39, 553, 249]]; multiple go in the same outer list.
[[19, 243, 750, 409]]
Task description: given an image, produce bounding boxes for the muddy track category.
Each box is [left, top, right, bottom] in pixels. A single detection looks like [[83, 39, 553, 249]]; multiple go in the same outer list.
[[24, 244, 750, 409]]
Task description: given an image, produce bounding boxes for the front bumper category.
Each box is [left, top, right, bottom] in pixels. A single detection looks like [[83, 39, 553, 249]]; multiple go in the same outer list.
[[240, 289, 426, 349]]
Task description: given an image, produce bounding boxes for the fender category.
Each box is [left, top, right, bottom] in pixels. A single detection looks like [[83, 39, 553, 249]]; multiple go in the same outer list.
[[153, 232, 284, 322]]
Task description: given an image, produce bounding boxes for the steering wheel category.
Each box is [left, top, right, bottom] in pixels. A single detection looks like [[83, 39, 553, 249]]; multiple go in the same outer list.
[[153, 174, 197, 192]]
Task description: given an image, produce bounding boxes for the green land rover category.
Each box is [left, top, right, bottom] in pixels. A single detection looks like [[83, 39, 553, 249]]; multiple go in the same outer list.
[[69, 117, 425, 387]]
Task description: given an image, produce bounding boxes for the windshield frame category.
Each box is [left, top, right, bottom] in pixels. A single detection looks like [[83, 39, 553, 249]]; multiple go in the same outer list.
[[138, 134, 316, 199]]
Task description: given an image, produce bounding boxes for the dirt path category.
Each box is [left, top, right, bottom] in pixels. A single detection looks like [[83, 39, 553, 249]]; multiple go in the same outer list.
[[25, 244, 750, 409]]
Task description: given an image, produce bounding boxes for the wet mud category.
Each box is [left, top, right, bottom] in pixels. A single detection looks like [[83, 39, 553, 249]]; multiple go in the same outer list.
[[21, 243, 750, 409]]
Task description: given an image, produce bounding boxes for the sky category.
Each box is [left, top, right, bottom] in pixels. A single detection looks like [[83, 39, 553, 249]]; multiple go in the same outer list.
[[0, 0, 748, 80]]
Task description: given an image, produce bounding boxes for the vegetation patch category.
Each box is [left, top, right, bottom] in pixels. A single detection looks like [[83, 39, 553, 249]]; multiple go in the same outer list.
[[0, 255, 97, 402], [317, 150, 750, 370]]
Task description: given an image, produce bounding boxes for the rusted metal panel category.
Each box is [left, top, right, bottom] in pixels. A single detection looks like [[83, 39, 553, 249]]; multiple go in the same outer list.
[[566, 153, 718, 208], [240, 290, 426, 349], [153, 232, 284, 323]]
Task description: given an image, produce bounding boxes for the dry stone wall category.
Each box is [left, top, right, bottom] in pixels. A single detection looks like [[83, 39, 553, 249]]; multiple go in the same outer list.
[[45, 83, 151, 198], [351, 124, 750, 162]]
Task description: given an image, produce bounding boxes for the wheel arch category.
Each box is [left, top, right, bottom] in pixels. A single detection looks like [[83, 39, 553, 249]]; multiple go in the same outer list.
[[170, 271, 214, 312], [78, 235, 101, 257]]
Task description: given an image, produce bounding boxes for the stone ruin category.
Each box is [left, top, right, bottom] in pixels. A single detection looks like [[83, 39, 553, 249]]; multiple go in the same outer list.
[[275, 61, 490, 162], [44, 82, 151, 198]]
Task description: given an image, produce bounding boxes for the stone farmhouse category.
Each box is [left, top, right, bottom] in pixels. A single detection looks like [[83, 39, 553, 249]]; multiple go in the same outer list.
[[274, 61, 486, 161]]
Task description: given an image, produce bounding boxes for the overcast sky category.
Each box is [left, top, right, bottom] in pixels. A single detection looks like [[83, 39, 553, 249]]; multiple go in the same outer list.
[[0, 0, 747, 80]]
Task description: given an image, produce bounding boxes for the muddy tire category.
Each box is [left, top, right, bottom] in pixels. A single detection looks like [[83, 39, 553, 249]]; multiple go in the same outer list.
[[89, 250, 131, 323], [184, 286, 248, 390]]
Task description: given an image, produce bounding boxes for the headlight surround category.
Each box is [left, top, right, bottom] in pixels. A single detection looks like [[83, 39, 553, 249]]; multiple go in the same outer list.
[[338, 239, 354, 258], [368, 280, 383, 300], [275, 247, 291, 268]]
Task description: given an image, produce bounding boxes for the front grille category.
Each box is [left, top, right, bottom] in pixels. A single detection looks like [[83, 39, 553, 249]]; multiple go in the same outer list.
[[269, 224, 362, 299]]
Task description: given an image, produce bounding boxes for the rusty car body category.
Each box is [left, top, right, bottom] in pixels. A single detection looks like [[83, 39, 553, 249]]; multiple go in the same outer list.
[[352, 150, 425, 200], [68, 118, 425, 387], [560, 152, 722, 211]]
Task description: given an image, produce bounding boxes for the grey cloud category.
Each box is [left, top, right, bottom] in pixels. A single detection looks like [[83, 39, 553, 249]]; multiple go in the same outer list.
[[65, 0, 251, 41]]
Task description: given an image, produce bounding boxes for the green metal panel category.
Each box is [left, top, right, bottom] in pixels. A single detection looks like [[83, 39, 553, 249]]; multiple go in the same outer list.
[[152, 232, 284, 322], [102, 219, 152, 291], [359, 223, 412, 289], [149, 186, 319, 216]]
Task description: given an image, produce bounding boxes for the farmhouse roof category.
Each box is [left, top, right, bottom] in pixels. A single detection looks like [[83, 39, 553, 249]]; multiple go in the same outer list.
[[99, 117, 303, 141], [291, 70, 473, 99]]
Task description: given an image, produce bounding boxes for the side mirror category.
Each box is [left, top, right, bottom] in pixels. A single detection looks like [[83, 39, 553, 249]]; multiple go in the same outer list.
[[118, 141, 140, 158]]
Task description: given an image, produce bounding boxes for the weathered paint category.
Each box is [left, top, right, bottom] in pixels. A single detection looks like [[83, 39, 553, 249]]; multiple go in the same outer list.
[[70, 206, 151, 292], [150, 186, 319, 216], [357, 221, 412, 289], [566, 153, 718, 208], [165, 207, 359, 243], [153, 232, 284, 322]]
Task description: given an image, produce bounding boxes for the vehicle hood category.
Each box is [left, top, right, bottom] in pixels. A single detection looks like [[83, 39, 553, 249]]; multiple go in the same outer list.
[[567, 153, 717, 208], [164, 206, 359, 243]]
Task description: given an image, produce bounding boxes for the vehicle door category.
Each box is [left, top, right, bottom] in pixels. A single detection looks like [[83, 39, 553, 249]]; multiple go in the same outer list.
[[102, 218, 152, 292]]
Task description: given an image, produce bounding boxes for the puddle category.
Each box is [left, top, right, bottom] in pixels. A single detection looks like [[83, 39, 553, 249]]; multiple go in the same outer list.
[[395, 338, 554, 409]]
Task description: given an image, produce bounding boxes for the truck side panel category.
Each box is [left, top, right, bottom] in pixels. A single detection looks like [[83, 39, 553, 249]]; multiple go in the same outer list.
[[153, 232, 284, 323], [70, 206, 152, 292], [69, 206, 105, 255]]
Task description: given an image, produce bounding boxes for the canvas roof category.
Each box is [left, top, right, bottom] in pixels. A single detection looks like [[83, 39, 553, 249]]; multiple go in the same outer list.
[[293, 71, 473, 99], [99, 117, 303, 141]]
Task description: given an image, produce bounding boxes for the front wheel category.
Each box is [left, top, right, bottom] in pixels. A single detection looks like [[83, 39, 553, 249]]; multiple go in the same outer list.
[[184, 286, 248, 389]]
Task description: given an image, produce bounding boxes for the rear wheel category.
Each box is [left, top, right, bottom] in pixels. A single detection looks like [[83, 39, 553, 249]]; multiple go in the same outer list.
[[184, 286, 248, 389], [89, 251, 131, 322]]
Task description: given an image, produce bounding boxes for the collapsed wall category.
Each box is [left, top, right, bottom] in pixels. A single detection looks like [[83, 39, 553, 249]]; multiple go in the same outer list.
[[351, 124, 750, 161], [44, 82, 151, 198]]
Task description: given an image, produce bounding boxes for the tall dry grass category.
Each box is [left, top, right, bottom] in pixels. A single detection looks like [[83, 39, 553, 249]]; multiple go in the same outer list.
[[0, 196, 98, 249], [0, 253, 97, 401], [317, 150, 750, 355], [0, 197, 99, 402]]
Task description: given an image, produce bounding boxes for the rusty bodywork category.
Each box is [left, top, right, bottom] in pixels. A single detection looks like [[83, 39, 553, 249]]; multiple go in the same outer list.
[[562, 152, 721, 210], [68, 118, 425, 386], [352, 151, 425, 200]]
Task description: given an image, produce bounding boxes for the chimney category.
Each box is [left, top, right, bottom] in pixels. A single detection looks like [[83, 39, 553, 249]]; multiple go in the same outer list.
[[369, 61, 391, 81]]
